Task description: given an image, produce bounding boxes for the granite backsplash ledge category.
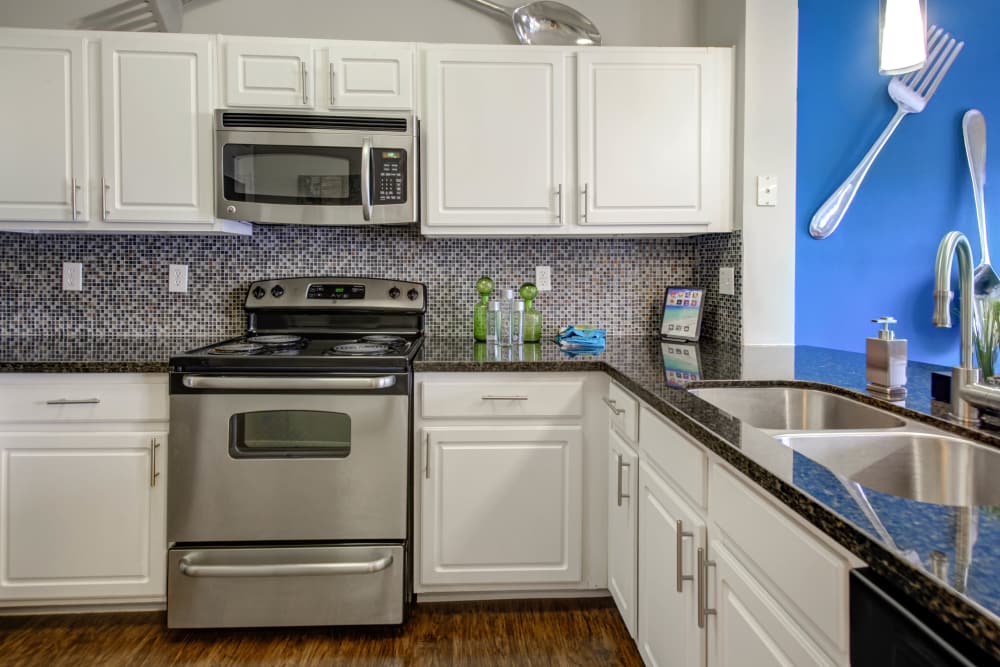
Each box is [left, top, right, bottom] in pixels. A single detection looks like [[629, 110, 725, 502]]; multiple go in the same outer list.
[[0, 226, 741, 343]]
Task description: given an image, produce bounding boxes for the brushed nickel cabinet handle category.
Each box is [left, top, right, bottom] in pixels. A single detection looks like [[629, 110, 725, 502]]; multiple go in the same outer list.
[[602, 396, 624, 415], [101, 177, 110, 220], [481, 395, 529, 401], [71, 178, 80, 220], [676, 520, 694, 592], [697, 547, 717, 628], [300, 61, 309, 104], [581, 183, 589, 223], [150, 437, 161, 487], [616, 454, 631, 506], [555, 184, 563, 224], [330, 63, 337, 106], [46, 398, 100, 405], [424, 432, 430, 479]]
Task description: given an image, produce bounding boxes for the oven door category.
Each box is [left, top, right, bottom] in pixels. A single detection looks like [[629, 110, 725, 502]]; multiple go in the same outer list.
[[216, 129, 416, 226], [168, 374, 409, 543]]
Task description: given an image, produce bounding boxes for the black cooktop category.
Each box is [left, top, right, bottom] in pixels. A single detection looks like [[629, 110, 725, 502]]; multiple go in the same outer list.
[[170, 333, 424, 373]]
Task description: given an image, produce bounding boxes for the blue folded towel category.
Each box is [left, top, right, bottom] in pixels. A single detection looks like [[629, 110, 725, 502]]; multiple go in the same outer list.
[[555, 326, 606, 351]]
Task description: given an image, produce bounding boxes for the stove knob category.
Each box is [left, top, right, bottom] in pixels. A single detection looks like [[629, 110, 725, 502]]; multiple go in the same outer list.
[[252, 286, 266, 299], [388, 287, 401, 299], [407, 288, 420, 301], [271, 285, 285, 298]]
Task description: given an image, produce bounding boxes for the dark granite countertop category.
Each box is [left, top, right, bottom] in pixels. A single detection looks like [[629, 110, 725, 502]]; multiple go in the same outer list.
[[416, 336, 1000, 660], [2, 334, 998, 657], [0, 336, 217, 373]]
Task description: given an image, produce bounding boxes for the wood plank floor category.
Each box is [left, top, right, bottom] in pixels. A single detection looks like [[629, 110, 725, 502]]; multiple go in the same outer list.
[[0, 598, 643, 666]]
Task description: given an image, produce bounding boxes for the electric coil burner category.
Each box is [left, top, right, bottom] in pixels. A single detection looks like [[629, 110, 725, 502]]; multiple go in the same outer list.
[[167, 277, 425, 629]]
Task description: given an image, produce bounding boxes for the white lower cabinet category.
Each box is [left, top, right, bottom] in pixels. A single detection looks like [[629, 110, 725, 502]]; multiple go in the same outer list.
[[707, 540, 837, 667], [420, 425, 582, 586], [607, 429, 638, 637], [637, 459, 706, 667], [0, 431, 166, 602], [625, 400, 852, 667], [0, 374, 169, 607]]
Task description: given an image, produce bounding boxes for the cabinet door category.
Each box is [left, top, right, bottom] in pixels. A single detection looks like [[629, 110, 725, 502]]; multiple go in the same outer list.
[[637, 460, 706, 667], [223, 38, 313, 108], [422, 48, 568, 228], [420, 425, 582, 586], [607, 430, 638, 637], [707, 540, 839, 667], [0, 32, 88, 222], [0, 432, 166, 602], [577, 49, 732, 229], [323, 44, 413, 110], [100, 34, 213, 224]]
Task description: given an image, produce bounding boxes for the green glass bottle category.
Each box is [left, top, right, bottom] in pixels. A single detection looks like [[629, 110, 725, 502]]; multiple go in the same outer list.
[[473, 276, 495, 341], [520, 282, 543, 343]]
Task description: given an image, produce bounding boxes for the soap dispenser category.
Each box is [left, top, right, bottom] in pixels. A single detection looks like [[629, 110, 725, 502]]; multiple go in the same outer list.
[[866, 316, 907, 400]]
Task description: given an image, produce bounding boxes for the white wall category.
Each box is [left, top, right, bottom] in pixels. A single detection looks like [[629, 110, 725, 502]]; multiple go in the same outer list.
[[703, 0, 798, 347], [0, 0, 703, 46]]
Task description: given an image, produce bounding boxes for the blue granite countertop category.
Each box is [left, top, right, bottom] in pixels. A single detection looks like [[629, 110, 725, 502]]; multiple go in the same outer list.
[[416, 337, 1000, 658]]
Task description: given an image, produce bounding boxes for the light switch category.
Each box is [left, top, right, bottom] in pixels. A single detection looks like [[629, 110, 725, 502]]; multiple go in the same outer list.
[[757, 175, 778, 207], [719, 267, 736, 296]]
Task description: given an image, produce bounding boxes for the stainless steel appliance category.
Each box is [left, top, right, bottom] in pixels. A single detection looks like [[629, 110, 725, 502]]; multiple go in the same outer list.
[[167, 277, 426, 628], [215, 110, 418, 226]]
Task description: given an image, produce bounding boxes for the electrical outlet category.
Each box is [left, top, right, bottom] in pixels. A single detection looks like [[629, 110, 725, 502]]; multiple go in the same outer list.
[[169, 264, 189, 293], [535, 266, 552, 291], [719, 267, 736, 296], [62, 262, 82, 291]]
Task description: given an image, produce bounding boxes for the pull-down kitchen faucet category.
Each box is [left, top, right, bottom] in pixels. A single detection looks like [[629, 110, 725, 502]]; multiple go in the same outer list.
[[932, 230, 1000, 425]]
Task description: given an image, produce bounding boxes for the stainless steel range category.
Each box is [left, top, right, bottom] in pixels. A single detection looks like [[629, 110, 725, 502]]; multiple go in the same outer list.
[[166, 277, 425, 629]]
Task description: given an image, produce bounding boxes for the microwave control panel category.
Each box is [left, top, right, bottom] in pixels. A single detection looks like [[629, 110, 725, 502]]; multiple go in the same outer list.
[[372, 149, 407, 205]]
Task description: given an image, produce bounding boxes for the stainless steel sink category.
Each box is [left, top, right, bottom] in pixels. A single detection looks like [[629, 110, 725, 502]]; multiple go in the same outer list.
[[777, 432, 1000, 507], [689, 386, 906, 431]]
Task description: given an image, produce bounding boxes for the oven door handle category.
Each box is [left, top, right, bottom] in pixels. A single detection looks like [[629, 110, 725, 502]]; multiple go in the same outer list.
[[178, 554, 394, 578], [181, 375, 397, 390]]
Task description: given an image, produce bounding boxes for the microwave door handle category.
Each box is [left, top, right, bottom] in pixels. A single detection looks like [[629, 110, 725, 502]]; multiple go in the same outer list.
[[361, 137, 373, 222]]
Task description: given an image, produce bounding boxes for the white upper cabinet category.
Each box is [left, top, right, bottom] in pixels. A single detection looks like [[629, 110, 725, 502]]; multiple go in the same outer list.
[[100, 33, 213, 224], [0, 32, 89, 223], [221, 37, 415, 111], [323, 43, 414, 110], [420, 46, 733, 236], [222, 38, 313, 108], [422, 47, 568, 229], [577, 49, 733, 231]]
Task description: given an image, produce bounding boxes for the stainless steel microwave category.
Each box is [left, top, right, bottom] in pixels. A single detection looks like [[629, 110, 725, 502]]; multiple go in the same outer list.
[[215, 110, 418, 226]]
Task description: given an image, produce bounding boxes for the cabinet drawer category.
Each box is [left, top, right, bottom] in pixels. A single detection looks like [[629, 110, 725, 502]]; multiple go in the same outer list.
[[420, 380, 583, 419], [639, 407, 706, 508], [710, 464, 850, 655], [0, 378, 168, 423], [607, 382, 638, 442]]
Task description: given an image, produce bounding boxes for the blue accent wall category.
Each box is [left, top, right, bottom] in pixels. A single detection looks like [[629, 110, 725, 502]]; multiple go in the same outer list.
[[796, 0, 1000, 364]]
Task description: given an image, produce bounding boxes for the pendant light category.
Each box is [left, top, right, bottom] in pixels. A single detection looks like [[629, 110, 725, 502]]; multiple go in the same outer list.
[[879, 0, 928, 75]]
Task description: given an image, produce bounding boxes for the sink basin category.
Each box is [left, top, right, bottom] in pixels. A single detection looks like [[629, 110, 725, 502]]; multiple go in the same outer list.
[[778, 432, 1000, 507], [689, 386, 906, 431]]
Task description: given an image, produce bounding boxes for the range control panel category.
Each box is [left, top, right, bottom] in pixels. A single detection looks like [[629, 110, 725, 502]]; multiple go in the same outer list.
[[245, 277, 425, 312], [372, 149, 407, 205]]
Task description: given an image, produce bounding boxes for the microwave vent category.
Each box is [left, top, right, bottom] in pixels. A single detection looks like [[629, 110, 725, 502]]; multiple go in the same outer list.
[[221, 112, 409, 132]]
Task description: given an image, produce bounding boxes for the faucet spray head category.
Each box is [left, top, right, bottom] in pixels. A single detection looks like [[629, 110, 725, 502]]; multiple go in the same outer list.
[[933, 290, 953, 328]]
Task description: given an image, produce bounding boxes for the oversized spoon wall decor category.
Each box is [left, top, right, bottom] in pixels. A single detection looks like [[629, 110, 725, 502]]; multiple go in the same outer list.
[[456, 0, 602, 46]]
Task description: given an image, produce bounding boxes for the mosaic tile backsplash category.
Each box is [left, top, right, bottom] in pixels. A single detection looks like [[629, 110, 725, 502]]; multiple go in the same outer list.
[[0, 226, 742, 343]]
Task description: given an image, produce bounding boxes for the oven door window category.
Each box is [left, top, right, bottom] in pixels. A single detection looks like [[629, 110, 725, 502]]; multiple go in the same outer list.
[[222, 144, 362, 206], [230, 411, 350, 459]]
